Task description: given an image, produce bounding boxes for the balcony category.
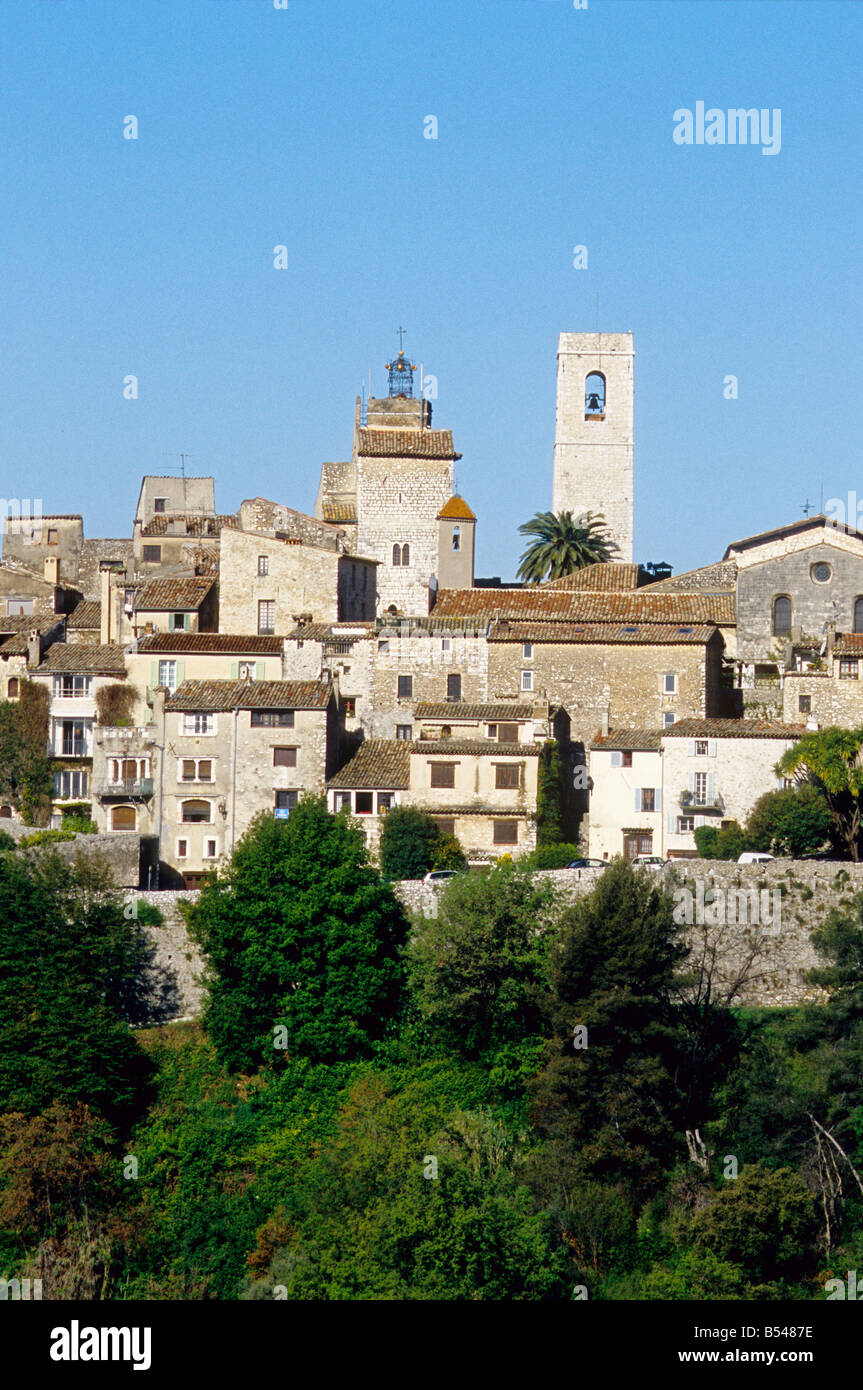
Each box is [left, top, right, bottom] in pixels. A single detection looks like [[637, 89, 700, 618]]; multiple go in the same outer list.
[[96, 778, 154, 799], [680, 788, 725, 814], [58, 741, 89, 759]]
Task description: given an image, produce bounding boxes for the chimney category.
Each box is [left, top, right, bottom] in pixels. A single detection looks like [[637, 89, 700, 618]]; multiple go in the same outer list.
[[44, 555, 59, 585], [100, 566, 113, 644], [27, 628, 40, 669], [601, 707, 610, 738]]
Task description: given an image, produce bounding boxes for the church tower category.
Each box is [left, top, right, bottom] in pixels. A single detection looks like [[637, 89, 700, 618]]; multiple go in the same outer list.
[[552, 332, 634, 562]]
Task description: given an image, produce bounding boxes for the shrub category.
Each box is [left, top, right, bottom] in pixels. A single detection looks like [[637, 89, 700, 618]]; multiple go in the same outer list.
[[523, 842, 583, 870]]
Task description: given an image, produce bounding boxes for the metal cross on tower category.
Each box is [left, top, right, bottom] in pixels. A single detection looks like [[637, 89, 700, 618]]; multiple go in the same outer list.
[[397, 325, 406, 351]]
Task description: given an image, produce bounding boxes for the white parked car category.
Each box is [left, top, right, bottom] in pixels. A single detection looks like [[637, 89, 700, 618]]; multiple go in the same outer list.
[[423, 869, 459, 884], [737, 852, 774, 864], [633, 855, 665, 871]]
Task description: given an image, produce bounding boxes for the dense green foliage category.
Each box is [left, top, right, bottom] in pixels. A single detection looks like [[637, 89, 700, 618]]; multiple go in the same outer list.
[[379, 804, 466, 879], [746, 784, 832, 858], [777, 726, 863, 860], [523, 841, 584, 869], [517, 509, 615, 583], [694, 820, 749, 859], [0, 683, 52, 824], [5, 817, 863, 1301], [535, 740, 565, 845], [188, 797, 408, 1070]]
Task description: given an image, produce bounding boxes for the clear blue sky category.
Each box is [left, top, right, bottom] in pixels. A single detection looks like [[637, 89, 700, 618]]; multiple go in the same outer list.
[[2, 0, 861, 579]]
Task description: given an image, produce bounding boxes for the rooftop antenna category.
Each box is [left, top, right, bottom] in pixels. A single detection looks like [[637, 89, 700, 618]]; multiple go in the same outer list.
[[801, 498, 813, 517]]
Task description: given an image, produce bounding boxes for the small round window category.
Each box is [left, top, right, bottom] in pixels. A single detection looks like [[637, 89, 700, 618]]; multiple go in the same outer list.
[[811, 562, 832, 583]]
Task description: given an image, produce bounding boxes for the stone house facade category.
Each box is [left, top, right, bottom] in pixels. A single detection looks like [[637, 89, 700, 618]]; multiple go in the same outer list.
[[132, 577, 218, 636], [218, 527, 376, 634]]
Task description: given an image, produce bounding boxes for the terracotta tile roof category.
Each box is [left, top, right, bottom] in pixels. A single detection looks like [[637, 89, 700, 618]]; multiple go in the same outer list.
[[663, 719, 807, 740], [487, 620, 719, 644], [413, 804, 534, 818], [66, 600, 101, 629], [327, 740, 410, 789], [286, 623, 336, 643], [833, 633, 863, 654], [541, 563, 645, 591], [378, 616, 487, 636], [415, 702, 534, 720], [137, 633, 283, 655], [435, 589, 735, 624], [141, 514, 237, 537], [134, 577, 215, 611], [0, 614, 46, 635], [412, 740, 541, 756], [33, 514, 83, 521], [36, 643, 127, 675], [287, 623, 375, 643], [356, 428, 460, 460], [591, 729, 664, 751], [320, 502, 357, 524], [166, 679, 331, 712], [641, 560, 737, 593], [437, 495, 476, 521]]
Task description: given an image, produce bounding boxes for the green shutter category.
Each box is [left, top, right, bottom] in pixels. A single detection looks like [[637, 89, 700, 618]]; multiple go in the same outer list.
[[230, 662, 238, 679], [176, 660, 185, 688], [256, 662, 265, 681]]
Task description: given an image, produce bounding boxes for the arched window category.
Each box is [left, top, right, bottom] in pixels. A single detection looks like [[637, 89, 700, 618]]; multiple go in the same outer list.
[[854, 597, 863, 633], [401, 543, 410, 566], [181, 799, 211, 823], [0, 805, 12, 819], [392, 544, 401, 566], [111, 805, 136, 831], [6, 678, 18, 698], [585, 371, 606, 416], [773, 595, 792, 636], [452, 526, 460, 552]]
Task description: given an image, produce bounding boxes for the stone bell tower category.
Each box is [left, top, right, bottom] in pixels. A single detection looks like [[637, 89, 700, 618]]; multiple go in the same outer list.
[[552, 332, 634, 562]]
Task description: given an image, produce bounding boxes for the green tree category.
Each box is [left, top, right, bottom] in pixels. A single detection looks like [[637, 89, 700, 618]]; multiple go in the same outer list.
[[0, 849, 155, 1124], [688, 1164, 817, 1285], [536, 741, 565, 845], [776, 726, 863, 860], [746, 784, 832, 858], [0, 683, 52, 825], [694, 821, 748, 859], [188, 797, 408, 1070], [407, 862, 562, 1056], [528, 860, 689, 1200], [516, 510, 616, 584], [379, 804, 464, 879]]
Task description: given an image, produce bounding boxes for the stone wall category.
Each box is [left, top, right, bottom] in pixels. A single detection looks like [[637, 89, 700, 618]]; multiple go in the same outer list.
[[127, 889, 205, 1022]]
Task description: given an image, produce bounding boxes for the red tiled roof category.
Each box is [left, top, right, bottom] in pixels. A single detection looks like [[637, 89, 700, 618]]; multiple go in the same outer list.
[[437, 496, 476, 521], [166, 679, 331, 711], [414, 702, 534, 720], [36, 643, 127, 675], [663, 719, 807, 740], [66, 600, 101, 629], [356, 428, 460, 460], [541, 563, 645, 591], [141, 514, 238, 537], [591, 729, 664, 751], [137, 633, 282, 655], [487, 620, 719, 644], [134, 577, 215, 611], [320, 502, 357, 523], [412, 740, 541, 756], [435, 589, 735, 624], [327, 740, 410, 790]]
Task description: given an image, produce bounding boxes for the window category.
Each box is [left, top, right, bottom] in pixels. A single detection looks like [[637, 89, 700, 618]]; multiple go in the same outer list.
[[183, 713, 215, 735], [811, 562, 832, 583], [621, 751, 633, 768], [204, 839, 217, 858], [377, 793, 394, 814], [498, 723, 518, 743], [433, 818, 455, 837], [53, 769, 88, 799], [773, 595, 792, 636], [172, 612, 186, 630], [273, 746, 297, 767], [397, 675, 413, 699], [7, 678, 19, 698], [180, 758, 212, 782], [452, 526, 460, 551], [143, 545, 161, 563], [153, 498, 167, 513], [177, 839, 188, 858], [401, 543, 410, 566], [441, 637, 451, 653], [663, 673, 677, 694], [521, 670, 534, 692], [251, 709, 294, 727], [180, 799, 211, 823], [584, 370, 606, 416], [695, 739, 709, 755], [343, 698, 356, 717], [257, 554, 269, 577], [663, 713, 676, 728], [522, 643, 533, 660], [392, 544, 401, 566], [855, 598, 863, 634], [275, 790, 299, 812], [447, 673, 461, 702], [6, 598, 32, 616], [354, 791, 374, 815], [396, 724, 412, 741], [59, 718, 89, 756], [640, 788, 656, 812], [840, 658, 859, 680], [430, 763, 456, 789], [181, 759, 196, 781], [493, 820, 518, 845], [158, 660, 177, 692], [495, 764, 521, 789], [378, 639, 389, 652], [678, 816, 695, 833], [334, 792, 351, 811], [799, 694, 812, 713], [258, 600, 275, 635], [238, 661, 256, 681], [694, 772, 708, 804], [111, 805, 136, 831], [47, 528, 58, 545], [54, 674, 91, 698]]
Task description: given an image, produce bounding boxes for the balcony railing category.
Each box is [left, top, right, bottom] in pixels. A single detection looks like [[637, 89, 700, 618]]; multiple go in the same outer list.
[[680, 788, 725, 813], [59, 741, 88, 758], [96, 778, 154, 799]]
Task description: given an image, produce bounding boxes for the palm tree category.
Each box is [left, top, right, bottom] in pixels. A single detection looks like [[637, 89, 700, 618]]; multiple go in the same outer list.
[[516, 510, 617, 583]]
